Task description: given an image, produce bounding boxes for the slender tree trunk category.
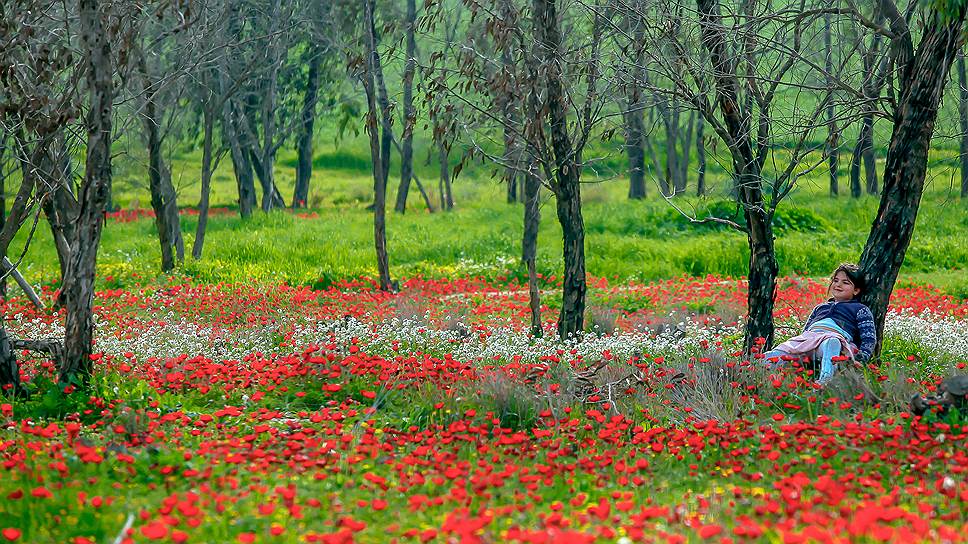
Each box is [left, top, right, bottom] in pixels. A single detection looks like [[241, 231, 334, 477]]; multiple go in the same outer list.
[[859, 7, 967, 354], [363, 0, 391, 290], [258, 0, 287, 212], [293, 49, 321, 209], [958, 51, 968, 199], [677, 110, 694, 193], [438, 137, 453, 210], [696, 116, 706, 197], [60, 0, 113, 385], [533, 0, 587, 340], [223, 0, 256, 218], [37, 142, 78, 283], [394, 0, 418, 214], [138, 54, 183, 272], [824, 14, 839, 196], [193, 104, 215, 259], [697, 0, 777, 352], [659, 101, 677, 197], [522, 171, 541, 336]]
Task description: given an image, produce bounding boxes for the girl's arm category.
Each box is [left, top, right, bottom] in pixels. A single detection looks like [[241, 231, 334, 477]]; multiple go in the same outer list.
[[802, 305, 821, 333], [855, 306, 876, 363]]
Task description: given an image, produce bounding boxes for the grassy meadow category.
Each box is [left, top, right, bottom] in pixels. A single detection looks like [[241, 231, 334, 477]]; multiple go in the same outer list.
[[12, 119, 968, 299]]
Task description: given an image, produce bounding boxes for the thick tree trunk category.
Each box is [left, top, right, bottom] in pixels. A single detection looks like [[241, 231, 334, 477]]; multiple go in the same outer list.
[[958, 52, 968, 199], [522, 171, 541, 335], [625, 105, 647, 200], [859, 8, 967, 354], [363, 0, 391, 291], [744, 207, 779, 352], [293, 49, 321, 209], [0, 326, 19, 395], [193, 105, 215, 260], [395, 0, 418, 214], [555, 177, 586, 339], [60, 0, 113, 385], [138, 55, 184, 272]]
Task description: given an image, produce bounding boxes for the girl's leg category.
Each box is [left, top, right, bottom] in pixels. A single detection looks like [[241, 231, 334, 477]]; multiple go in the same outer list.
[[816, 338, 842, 384], [761, 349, 792, 368]]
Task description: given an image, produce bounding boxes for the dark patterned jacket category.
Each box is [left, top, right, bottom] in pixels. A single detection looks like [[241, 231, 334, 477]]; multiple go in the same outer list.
[[803, 299, 877, 362]]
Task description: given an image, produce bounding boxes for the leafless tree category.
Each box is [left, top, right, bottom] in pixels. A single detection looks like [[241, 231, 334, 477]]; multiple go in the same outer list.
[[613, 0, 850, 351], [425, 0, 612, 339], [858, 0, 968, 353], [361, 0, 393, 290]]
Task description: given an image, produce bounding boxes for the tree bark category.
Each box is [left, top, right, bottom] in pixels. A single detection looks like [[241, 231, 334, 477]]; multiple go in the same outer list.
[[0, 325, 19, 395], [395, 0, 418, 214], [859, 5, 967, 354], [824, 13, 839, 197], [438, 135, 453, 211], [958, 51, 968, 199], [625, 102, 647, 200], [533, 0, 587, 340], [193, 103, 216, 260], [696, 115, 706, 197], [293, 48, 321, 209], [223, 0, 257, 218], [138, 54, 184, 272], [363, 0, 391, 291], [523, 171, 542, 336], [258, 0, 287, 213], [696, 0, 778, 352], [60, 0, 113, 385]]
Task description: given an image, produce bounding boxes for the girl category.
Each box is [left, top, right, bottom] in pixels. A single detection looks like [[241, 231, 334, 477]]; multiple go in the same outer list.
[[762, 263, 877, 384]]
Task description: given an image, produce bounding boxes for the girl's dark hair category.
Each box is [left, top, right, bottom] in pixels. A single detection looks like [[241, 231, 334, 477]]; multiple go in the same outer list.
[[830, 262, 864, 297]]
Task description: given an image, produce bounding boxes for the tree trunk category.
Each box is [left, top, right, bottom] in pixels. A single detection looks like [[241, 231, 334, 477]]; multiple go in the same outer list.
[[38, 142, 78, 283], [395, 0, 418, 214], [193, 104, 215, 260], [824, 13, 839, 197], [859, 7, 967, 354], [223, 0, 256, 218], [696, 116, 706, 197], [0, 131, 10, 299], [138, 54, 183, 272], [658, 100, 676, 197], [696, 0, 777, 352], [625, 103, 647, 200], [677, 110, 694, 194], [363, 0, 391, 291], [523, 170, 542, 336], [293, 48, 321, 209], [958, 51, 968, 199], [438, 138, 453, 211], [533, 0, 587, 340], [60, 0, 113, 385], [0, 326, 19, 395], [258, 0, 287, 213]]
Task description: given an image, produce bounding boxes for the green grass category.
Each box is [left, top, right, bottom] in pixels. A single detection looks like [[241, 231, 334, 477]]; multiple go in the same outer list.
[[8, 117, 967, 295]]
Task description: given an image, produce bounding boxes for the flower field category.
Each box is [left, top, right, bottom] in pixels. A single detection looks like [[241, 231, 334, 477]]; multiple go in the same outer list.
[[1, 275, 966, 543]]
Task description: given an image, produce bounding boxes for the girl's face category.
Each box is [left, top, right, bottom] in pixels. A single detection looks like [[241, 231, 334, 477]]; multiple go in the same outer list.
[[829, 271, 860, 301]]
